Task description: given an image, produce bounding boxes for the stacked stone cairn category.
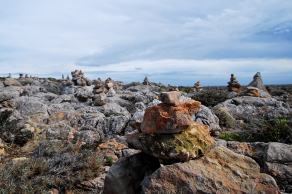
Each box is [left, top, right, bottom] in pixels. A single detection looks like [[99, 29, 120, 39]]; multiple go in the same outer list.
[[193, 81, 202, 92], [143, 76, 150, 85], [227, 74, 241, 93], [105, 78, 116, 97], [127, 91, 215, 163], [71, 69, 91, 86], [92, 80, 107, 106]]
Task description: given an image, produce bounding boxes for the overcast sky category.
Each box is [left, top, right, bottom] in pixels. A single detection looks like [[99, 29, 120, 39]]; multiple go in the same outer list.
[[0, 0, 292, 85]]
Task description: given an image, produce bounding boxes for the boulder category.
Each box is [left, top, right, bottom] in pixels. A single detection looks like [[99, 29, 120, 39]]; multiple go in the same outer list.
[[127, 122, 215, 163], [192, 105, 221, 135], [93, 92, 107, 106], [226, 141, 292, 192], [103, 153, 160, 194], [160, 91, 181, 105], [141, 100, 201, 134], [142, 146, 280, 194], [248, 72, 269, 92], [3, 78, 22, 87]]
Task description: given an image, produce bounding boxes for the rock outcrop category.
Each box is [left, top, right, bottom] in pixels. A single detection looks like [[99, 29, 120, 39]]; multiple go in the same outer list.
[[213, 96, 290, 131], [142, 146, 280, 194], [226, 141, 292, 192]]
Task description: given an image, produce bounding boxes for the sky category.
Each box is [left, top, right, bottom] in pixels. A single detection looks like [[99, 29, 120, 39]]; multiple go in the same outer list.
[[0, 0, 292, 86]]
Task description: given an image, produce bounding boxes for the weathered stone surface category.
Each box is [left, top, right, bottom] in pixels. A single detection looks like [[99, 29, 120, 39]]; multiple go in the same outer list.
[[213, 96, 290, 131], [226, 141, 292, 192], [3, 78, 22, 87], [141, 100, 201, 134], [127, 123, 215, 163], [160, 91, 181, 105], [103, 153, 160, 194], [142, 146, 280, 194], [192, 105, 221, 134], [93, 92, 107, 106], [248, 72, 269, 92]]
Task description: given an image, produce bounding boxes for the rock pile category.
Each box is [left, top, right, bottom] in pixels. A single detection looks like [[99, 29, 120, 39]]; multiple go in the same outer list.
[[127, 91, 215, 163], [105, 78, 116, 97], [71, 70, 91, 86], [227, 73, 241, 92], [92, 80, 107, 106], [246, 72, 271, 97], [142, 76, 150, 85], [193, 81, 202, 92]]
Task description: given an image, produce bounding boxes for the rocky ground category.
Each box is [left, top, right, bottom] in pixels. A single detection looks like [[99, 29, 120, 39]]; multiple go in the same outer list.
[[0, 72, 291, 194]]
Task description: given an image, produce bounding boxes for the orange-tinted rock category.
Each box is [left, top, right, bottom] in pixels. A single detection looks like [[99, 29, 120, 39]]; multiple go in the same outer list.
[[141, 100, 201, 134], [246, 86, 260, 97]]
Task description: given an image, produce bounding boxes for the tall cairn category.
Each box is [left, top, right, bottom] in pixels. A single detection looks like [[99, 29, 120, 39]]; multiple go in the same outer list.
[[227, 74, 241, 93]]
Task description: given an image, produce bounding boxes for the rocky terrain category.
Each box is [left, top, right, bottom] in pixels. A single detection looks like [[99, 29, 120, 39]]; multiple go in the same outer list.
[[0, 71, 291, 194]]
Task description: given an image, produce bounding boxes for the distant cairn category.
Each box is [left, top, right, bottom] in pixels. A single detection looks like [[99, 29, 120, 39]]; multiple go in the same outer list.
[[227, 74, 241, 93], [143, 76, 150, 85], [193, 81, 202, 92], [71, 70, 91, 86]]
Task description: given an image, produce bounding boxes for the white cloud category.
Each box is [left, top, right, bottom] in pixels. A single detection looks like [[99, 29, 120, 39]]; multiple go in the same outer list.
[[0, 0, 291, 84]]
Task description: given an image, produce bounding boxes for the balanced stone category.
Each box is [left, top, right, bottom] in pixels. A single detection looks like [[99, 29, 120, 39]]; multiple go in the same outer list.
[[227, 74, 241, 92]]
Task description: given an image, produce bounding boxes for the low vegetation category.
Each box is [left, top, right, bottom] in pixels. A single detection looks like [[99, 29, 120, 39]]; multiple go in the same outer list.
[[219, 117, 292, 143]]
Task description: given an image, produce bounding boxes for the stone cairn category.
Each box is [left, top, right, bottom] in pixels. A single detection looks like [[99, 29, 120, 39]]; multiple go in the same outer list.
[[127, 91, 215, 163], [193, 81, 202, 92], [246, 72, 270, 97], [105, 78, 116, 97], [71, 70, 91, 86], [227, 74, 241, 93], [92, 80, 107, 106], [143, 76, 150, 85]]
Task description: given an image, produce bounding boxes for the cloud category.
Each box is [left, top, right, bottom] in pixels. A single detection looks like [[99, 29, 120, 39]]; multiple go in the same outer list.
[[0, 0, 291, 84]]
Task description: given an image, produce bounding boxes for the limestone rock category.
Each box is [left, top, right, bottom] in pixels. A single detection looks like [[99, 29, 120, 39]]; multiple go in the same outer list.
[[160, 91, 180, 105], [213, 96, 290, 131], [141, 100, 201, 134], [127, 123, 215, 163], [107, 87, 116, 97], [3, 78, 22, 87], [93, 92, 107, 106], [226, 141, 292, 192], [142, 146, 280, 194], [248, 72, 269, 92], [192, 105, 221, 135]]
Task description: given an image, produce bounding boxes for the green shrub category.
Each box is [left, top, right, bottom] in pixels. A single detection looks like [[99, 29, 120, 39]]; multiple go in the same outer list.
[[191, 89, 229, 107]]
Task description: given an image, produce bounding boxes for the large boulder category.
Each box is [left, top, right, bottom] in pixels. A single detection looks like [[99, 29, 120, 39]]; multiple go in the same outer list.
[[127, 122, 215, 163], [103, 153, 160, 194], [141, 100, 201, 134], [142, 146, 280, 194], [226, 141, 292, 192]]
